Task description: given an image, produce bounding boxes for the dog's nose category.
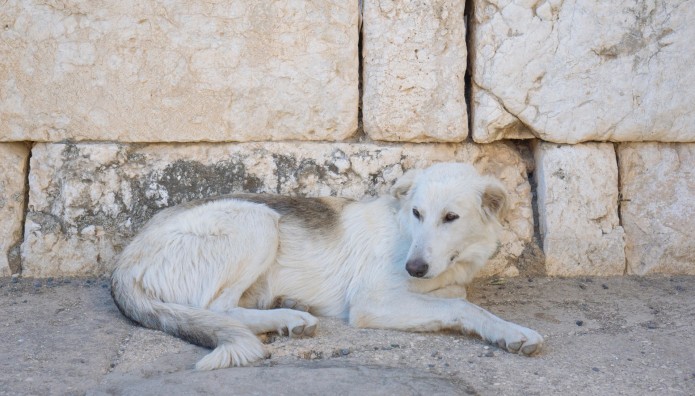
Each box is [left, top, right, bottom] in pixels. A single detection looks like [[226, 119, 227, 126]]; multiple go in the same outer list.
[[406, 258, 429, 278]]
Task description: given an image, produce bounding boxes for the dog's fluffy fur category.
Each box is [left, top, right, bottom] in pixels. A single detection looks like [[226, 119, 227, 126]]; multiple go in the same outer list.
[[111, 163, 543, 370]]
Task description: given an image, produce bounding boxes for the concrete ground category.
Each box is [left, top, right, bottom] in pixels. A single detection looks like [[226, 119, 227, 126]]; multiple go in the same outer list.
[[1, 275, 693, 396]]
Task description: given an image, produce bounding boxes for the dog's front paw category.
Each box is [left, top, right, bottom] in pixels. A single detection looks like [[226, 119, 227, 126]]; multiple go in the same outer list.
[[275, 309, 318, 338], [493, 322, 544, 356]]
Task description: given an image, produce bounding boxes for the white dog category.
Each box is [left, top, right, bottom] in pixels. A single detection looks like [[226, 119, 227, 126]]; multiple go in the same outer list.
[[111, 162, 543, 370]]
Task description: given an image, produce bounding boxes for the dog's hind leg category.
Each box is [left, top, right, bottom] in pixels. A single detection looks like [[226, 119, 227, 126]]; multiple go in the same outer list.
[[208, 289, 318, 337], [219, 308, 318, 337]]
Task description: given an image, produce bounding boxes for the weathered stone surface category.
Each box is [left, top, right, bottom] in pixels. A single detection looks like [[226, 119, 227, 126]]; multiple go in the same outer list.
[[471, 87, 536, 143], [362, 0, 468, 142], [22, 142, 534, 277], [619, 143, 695, 275], [471, 1, 695, 143], [0, 1, 358, 142], [534, 142, 625, 276], [0, 143, 29, 276]]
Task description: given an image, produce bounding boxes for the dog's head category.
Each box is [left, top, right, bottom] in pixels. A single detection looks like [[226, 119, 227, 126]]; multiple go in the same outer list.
[[392, 163, 507, 280]]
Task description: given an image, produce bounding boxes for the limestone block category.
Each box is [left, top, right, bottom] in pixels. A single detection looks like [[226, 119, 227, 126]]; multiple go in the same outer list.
[[362, 0, 468, 142], [22, 142, 534, 278], [472, 87, 536, 143], [0, 1, 358, 142], [471, 0, 695, 143], [0, 143, 29, 276], [619, 143, 695, 275], [534, 142, 625, 276]]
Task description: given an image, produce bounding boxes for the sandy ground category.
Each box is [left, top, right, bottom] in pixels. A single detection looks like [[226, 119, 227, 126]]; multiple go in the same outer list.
[[1, 275, 693, 395]]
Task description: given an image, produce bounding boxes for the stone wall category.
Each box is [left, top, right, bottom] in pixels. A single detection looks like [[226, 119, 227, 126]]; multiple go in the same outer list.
[[1, 0, 693, 278]]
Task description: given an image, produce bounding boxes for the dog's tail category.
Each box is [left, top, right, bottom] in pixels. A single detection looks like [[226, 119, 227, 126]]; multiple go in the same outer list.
[[110, 270, 265, 370]]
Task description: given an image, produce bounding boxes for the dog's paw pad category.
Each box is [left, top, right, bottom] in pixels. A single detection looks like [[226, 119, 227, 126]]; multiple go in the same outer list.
[[506, 341, 522, 352], [303, 324, 317, 336], [521, 343, 541, 356], [291, 325, 305, 336]]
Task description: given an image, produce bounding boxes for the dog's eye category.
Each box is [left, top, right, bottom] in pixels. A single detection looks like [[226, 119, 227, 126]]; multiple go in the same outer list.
[[412, 208, 421, 220], [443, 212, 459, 223]]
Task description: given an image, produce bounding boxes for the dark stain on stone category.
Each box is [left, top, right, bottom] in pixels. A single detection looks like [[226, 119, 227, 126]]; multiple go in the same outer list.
[[49, 147, 266, 243], [272, 154, 335, 195], [297, 160, 326, 182], [7, 241, 22, 274], [156, 159, 260, 199], [591, 3, 673, 71], [272, 154, 298, 194], [368, 172, 382, 190], [128, 159, 262, 230], [62, 143, 82, 160], [514, 242, 547, 277], [243, 174, 263, 193], [127, 152, 147, 163], [326, 162, 340, 174], [27, 212, 66, 235]]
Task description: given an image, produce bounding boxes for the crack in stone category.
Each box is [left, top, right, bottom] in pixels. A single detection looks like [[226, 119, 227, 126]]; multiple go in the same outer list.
[[9, 143, 32, 275], [464, 0, 474, 141], [473, 81, 540, 140]]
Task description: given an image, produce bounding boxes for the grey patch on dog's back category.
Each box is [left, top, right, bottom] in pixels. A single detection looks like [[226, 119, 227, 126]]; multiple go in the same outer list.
[[178, 194, 352, 231], [233, 194, 351, 231]]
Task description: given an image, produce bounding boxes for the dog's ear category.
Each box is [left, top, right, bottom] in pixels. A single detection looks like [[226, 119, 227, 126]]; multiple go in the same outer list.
[[391, 169, 422, 199], [480, 178, 508, 221]]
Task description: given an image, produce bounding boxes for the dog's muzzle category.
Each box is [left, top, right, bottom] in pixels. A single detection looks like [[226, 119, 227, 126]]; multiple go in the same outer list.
[[406, 258, 429, 278]]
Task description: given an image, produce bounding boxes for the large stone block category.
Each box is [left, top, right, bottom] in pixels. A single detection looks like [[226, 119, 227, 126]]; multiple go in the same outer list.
[[362, 0, 468, 142], [534, 142, 625, 276], [0, 143, 29, 276], [0, 1, 358, 142], [22, 142, 534, 278], [619, 143, 695, 275], [471, 0, 695, 143]]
